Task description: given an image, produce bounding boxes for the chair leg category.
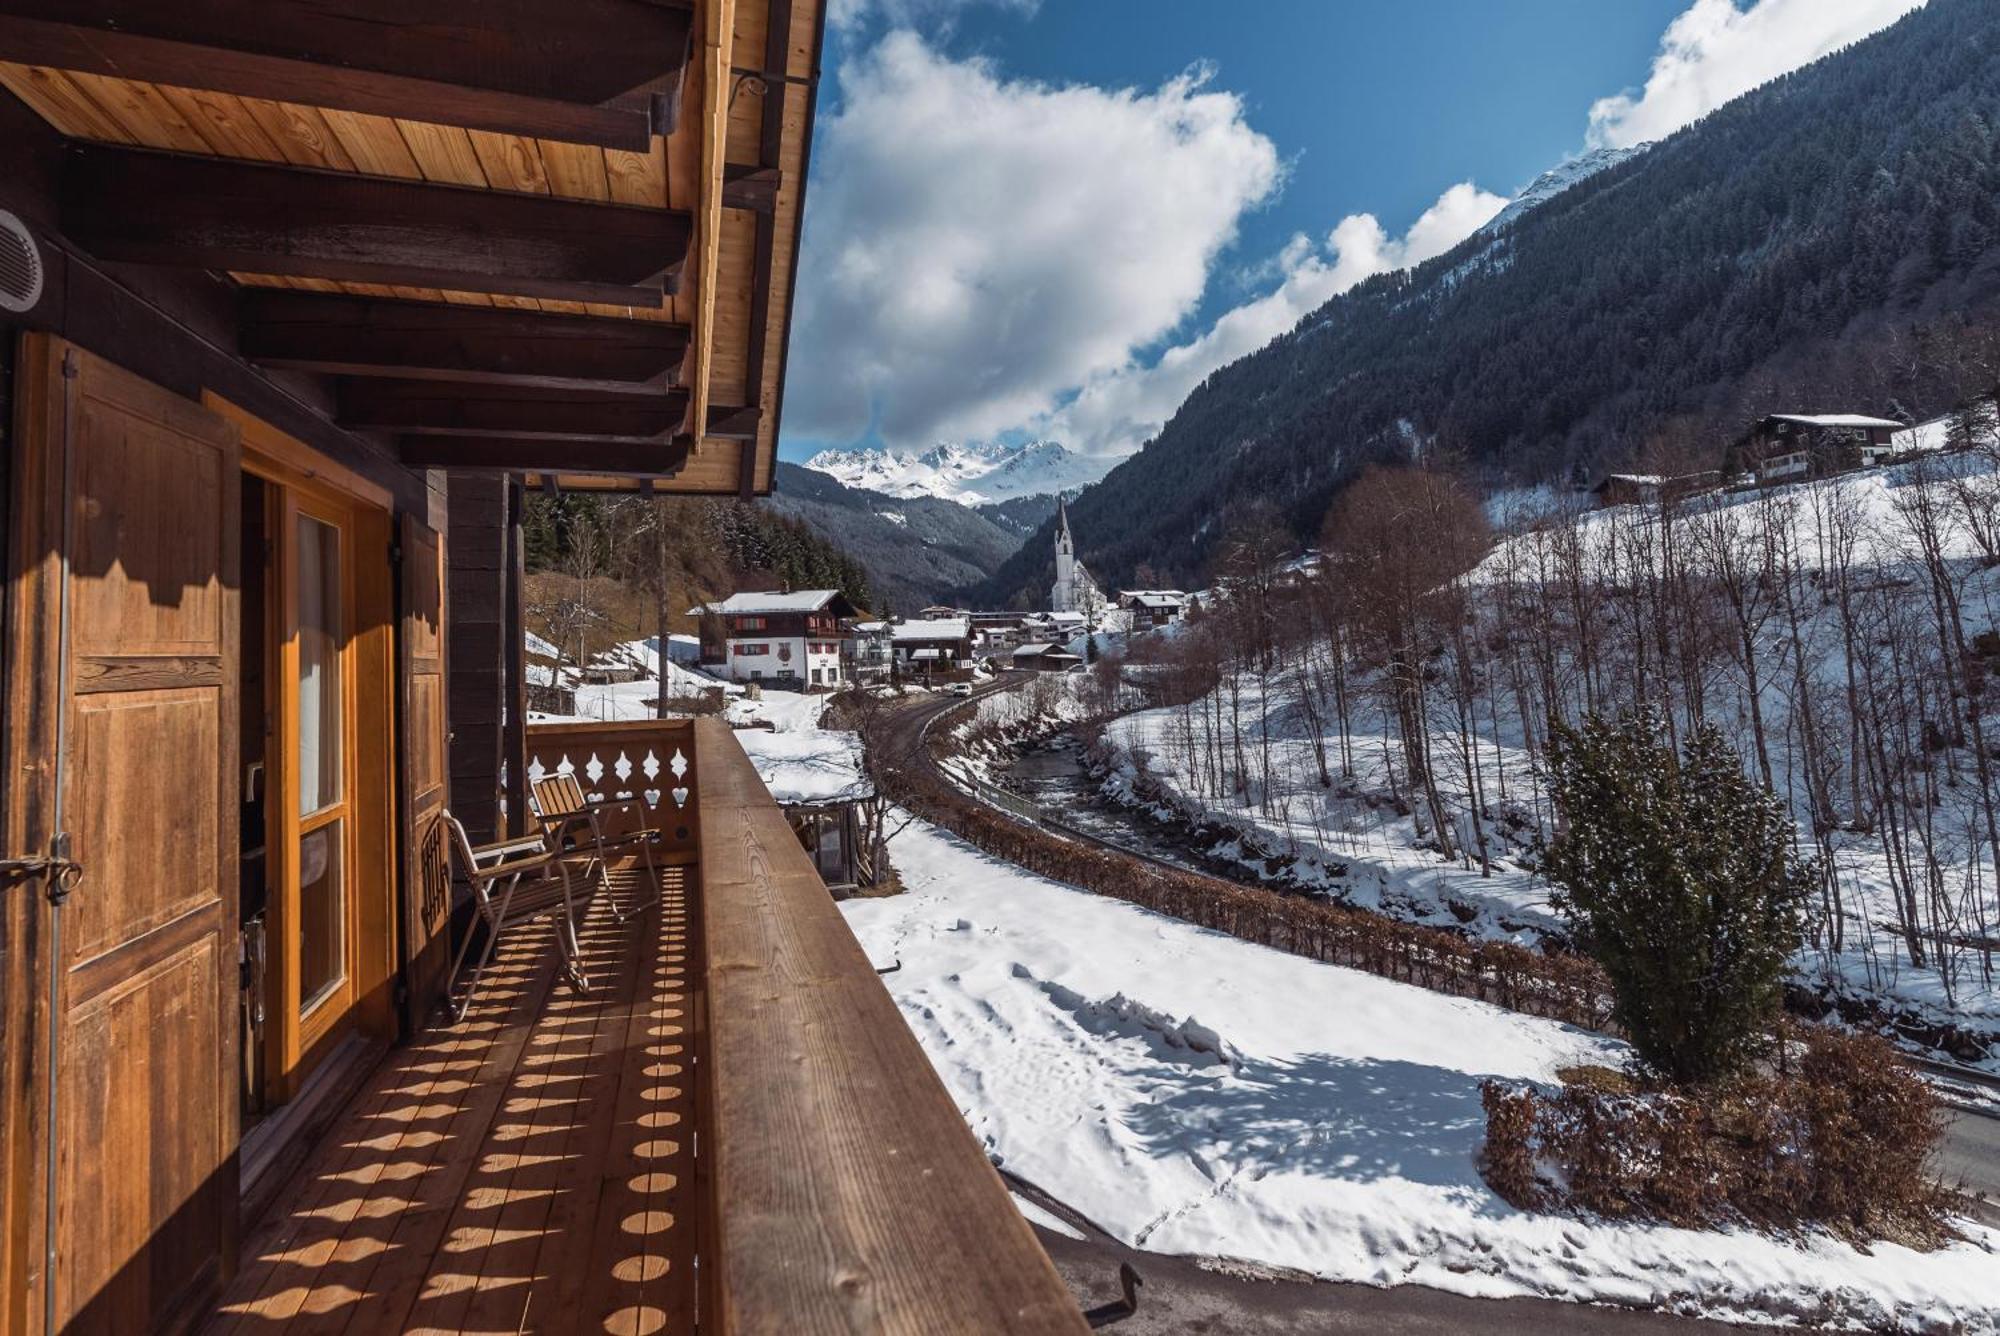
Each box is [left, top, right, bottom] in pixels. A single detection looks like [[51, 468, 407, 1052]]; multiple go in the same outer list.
[[445, 897, 504, 1024], [555, 860, 590, 992], [627, 833, 662, 919]]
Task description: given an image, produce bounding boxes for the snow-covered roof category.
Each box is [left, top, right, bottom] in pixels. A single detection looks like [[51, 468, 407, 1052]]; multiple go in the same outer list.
[[1013, 642, 1058, 656], [1121, 590, 1187, 608], [1766, 414, 1903, 429], [851, 620, 888, 633], [690, 589, 843, 616], [909, 648, 945, 660], [893, 617, 969, 641], [1594, 473, 1664, 486], [525, 632, 560, 659]]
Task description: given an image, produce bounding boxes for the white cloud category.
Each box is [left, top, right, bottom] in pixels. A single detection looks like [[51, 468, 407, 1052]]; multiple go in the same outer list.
[[1048, 182, 1506, 456], [1588, 0, 1926, 149], [787, 33, 1283, 450]]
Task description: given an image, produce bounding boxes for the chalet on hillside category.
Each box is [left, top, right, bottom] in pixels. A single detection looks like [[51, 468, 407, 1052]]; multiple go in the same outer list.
[[692, 589, 861, 690], [1586, 470, 1721, 509], [1014, 642, 1084, 672], [893, 616, 974, 679], [0, 5, 1091, 1334], [1737, 413, 1902, 484], [1120, 589, 1189, 630]]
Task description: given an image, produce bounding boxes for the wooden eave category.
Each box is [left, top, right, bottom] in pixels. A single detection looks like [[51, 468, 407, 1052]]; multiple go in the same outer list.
[[0, 0, 822, 495]]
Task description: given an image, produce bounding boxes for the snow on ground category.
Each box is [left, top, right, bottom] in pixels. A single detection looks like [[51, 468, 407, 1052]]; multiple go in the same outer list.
[[530, 638, 742, 724], [847, 815, 2000, 1331], [727, 690, 873, 804]]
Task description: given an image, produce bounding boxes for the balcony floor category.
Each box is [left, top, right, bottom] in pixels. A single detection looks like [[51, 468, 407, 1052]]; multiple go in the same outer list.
[[206, 866, 699, 1336]]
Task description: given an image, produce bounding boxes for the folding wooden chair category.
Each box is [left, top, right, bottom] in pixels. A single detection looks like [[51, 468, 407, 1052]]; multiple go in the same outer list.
[[440, 810, 591, 1023], [531, 773, 662, 922]]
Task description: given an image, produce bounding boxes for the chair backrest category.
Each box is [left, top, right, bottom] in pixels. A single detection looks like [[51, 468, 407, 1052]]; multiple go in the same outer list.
[[533, 772, 590, 821], [439, 810, 495, 908]]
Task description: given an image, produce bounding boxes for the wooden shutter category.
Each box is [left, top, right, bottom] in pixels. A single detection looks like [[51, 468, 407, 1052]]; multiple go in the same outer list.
[[1, 335, 240, 1333], [398, 513, 450, 1028]]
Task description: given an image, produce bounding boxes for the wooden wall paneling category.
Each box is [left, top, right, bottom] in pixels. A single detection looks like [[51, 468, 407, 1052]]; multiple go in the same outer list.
[[1, 331, 65, 1336], [397, 512, 451, 1028], [19, 338, 244, 1332]]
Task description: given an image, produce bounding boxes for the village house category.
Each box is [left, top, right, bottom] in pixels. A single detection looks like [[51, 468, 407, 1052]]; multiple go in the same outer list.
[[693, 588, 860, 690], [893, 616, 975, 679], [1119, 588, 1190, 630], [844, 618, 896, 684], [1737, 413, 1902, 484], [1586, 470, 1722, 509], [1014, 642, 1085, 672], [0, 5, 1092, 1333]]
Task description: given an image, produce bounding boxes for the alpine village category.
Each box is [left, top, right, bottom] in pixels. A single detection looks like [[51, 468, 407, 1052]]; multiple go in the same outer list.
[[6, 3, 2000, 1334]]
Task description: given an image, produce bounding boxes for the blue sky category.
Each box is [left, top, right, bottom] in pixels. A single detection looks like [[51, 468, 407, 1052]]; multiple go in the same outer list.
[[780, 0, 1926, 463]]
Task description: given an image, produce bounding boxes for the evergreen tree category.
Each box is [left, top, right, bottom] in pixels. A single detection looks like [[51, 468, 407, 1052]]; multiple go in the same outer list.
[[1540, 710, 1818, 1085]]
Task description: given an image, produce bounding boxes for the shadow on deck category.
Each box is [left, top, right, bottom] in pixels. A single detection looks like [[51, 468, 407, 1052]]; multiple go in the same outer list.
[[205, 865, 696, 1336]]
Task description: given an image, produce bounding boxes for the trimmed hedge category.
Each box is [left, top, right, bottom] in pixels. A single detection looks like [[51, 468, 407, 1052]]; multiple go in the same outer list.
[[1480, 1027, 1948, 1237], [865, 698, 1618, 1034]]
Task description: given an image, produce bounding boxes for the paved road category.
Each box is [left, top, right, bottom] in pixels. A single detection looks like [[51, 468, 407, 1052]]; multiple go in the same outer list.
[[1940, 1104, 2000, 1225], [1014, 1177, 1760, 1334]]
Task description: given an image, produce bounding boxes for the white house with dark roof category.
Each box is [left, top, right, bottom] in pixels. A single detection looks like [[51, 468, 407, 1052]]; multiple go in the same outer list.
[[691, 588, 861, 689]]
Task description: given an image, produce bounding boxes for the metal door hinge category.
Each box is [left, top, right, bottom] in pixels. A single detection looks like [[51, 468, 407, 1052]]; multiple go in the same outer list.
[[0, 832, 83, 903]]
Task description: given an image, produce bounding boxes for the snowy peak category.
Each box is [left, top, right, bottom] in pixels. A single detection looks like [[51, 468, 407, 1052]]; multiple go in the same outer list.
[[801, 439, 1112, 505], [1478, 144, 1649, 236]]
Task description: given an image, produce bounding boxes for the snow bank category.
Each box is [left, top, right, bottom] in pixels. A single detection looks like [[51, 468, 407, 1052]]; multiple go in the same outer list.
[[728, 691, 872, 804], [846, 815, 2000, 1331]]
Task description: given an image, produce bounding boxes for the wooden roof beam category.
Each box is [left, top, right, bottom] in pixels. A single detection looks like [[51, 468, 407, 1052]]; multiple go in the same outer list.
[[722, 162, 782, 214], [0, 0, 694, 150], [341, 380, 688, 443], [63, 145, 687, 306], [401, 435, 692, 476], [241, 290, 691, 392], [705, 403, 761, 440]]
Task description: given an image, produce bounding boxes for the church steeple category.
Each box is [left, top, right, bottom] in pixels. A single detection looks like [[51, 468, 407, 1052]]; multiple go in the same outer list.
[[1055, 495, 1074, 556]]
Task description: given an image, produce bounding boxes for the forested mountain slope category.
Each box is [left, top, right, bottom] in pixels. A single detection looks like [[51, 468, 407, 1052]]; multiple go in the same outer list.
[[762, 462, 1028, 613], [976, 0, 2000, 601]]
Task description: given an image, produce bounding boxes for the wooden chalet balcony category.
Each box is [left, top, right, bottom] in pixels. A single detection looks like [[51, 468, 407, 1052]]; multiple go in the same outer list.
[[206, 719, 1084, 1334]]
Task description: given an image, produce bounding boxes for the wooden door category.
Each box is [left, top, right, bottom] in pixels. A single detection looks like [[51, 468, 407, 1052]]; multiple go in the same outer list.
[[1, 336, 240, 1333], [398, 514, 451, 1026]]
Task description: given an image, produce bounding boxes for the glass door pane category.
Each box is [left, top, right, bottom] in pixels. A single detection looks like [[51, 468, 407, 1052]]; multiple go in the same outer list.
[[298, 823, 344, 1011], [297, 516, 342, 817], [295, 513, 346, 1015]]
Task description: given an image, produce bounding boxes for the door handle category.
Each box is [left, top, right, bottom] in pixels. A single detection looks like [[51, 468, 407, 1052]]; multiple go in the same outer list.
[[0, 832, 84, 903]]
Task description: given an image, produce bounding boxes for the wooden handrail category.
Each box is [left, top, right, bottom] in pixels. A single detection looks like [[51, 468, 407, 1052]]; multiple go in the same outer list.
[[692, 718, 1088, 1333]]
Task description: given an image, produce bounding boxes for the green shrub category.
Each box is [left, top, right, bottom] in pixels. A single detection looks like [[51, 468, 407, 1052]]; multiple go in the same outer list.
[[1540, 711, 1817, 1084]]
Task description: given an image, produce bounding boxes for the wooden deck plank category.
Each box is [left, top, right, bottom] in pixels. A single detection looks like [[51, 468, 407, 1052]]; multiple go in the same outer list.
[[204, 864, 699, 1336], [206, 924, 556, 1328], [392, 906, 617, 1335], [521, 868, 691, 1335], [582, 872, 700, 1336]]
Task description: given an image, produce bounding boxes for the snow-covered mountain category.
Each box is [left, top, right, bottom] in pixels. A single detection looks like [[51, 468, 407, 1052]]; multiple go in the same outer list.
[[1477, 143, 1649, 236], [802, 439, 1111, 505]]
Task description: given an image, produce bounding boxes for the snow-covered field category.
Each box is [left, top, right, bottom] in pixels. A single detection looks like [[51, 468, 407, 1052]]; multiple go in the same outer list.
[[847, 815, 2000, 1331]]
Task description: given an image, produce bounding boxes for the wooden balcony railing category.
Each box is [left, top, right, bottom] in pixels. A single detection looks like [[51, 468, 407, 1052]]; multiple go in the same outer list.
[[524, 718, 701, 864], [691, 718, 1089, 1333]]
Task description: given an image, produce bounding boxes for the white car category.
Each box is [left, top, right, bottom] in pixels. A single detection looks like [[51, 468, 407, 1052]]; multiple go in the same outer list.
[[947, 682, 974, 696]]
